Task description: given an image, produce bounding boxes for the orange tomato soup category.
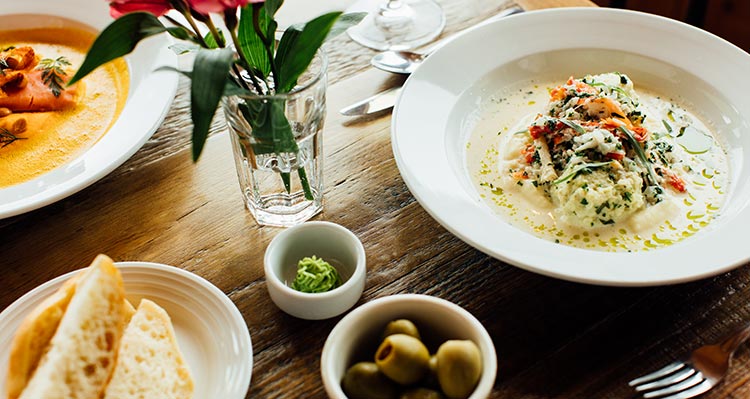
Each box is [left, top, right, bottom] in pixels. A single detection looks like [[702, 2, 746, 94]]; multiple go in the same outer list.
[[0, 16, 129, 187]]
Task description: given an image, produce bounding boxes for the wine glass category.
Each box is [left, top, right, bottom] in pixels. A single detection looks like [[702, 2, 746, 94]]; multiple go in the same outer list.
[[346, 0, 446, 51]]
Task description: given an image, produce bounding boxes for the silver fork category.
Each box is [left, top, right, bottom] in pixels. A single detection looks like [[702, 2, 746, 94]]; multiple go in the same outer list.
[[629, 321, 750, 399]]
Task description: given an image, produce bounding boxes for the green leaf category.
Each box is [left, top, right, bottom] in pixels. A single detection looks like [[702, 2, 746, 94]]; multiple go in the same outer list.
[[297, 168, 313, 200], [190, 47, 235, 161], [204, 31, 226, 49], [264, 0, 284, 18], [274, 27, 302, 71], [223, 80, 255, 97], [276, 11, 342, 93], [325, 12, 366, 41], [68, 12, 166, 85], [241, 98, 298, 156], [166, 26, 192, 41], [239, 98, 311, 196], [238, 5, 271, 77]]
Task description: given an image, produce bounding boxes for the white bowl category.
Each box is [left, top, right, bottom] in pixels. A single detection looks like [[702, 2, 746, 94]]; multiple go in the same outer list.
[[264, 221, 366, 320], [0, 0, 178, 219], [392, 7, 750, 286], [321, 294, 497, 399]]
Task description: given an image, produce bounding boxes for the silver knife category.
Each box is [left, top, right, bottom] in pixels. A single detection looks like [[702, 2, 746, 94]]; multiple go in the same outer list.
[[339, 6, 524, 116], [339, 86, 402, 116]]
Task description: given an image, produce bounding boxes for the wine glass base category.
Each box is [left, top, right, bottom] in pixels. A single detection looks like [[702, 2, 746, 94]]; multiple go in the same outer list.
[[346, 0, 446, 51]]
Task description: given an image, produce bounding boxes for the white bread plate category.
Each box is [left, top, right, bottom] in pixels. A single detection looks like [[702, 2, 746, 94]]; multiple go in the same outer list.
[[0, 0, 178, 219], [0, 262, 253, 399]]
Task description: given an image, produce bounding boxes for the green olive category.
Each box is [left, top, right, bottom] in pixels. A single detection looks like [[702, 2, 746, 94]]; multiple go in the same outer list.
[[435, 340, 482, 399], [342, 362, 398, 399], [383, 319, 421, 340], [375, 333, 430, 385], [417, 354, 440, 390], [399, 387, 445, 399], [428, 354, 438, 375]]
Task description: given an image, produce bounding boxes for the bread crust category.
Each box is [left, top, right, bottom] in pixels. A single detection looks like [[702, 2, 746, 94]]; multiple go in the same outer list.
[[14, 254, 127, 399], [103, 299, 194, 399], [5, 275, 78, 399]]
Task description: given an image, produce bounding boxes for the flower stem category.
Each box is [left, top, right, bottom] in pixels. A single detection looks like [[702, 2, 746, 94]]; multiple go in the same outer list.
[[163, 14, 200, 42], [181, 11, 210, 48], [204, 18, 226, 47], [203, 19, 251, 95]]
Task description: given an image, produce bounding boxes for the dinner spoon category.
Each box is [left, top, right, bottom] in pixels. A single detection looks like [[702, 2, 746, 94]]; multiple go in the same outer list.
[[370, 6, 524, 75]]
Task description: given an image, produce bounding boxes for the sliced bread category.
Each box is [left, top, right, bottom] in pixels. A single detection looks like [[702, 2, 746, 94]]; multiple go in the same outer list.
[[6, 275, 78, 399], [18, 254, 126, 399], [103, 299, 194, 399]]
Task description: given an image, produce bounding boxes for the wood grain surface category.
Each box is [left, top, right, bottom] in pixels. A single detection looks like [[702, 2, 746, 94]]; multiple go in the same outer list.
[[3, 1, 750, 398]]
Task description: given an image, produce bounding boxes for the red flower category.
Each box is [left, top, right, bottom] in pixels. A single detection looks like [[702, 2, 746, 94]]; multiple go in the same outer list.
[[109, 0, 173, 18], [188, 0, 263, 15]]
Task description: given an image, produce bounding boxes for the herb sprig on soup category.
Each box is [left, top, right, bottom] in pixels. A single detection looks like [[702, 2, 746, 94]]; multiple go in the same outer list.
[[468, 73, 728, 252]]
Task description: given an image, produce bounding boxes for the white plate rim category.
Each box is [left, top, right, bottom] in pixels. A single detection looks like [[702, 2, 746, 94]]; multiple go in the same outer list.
[[0, 261, 253, 399], [391, 7, 750, 286]]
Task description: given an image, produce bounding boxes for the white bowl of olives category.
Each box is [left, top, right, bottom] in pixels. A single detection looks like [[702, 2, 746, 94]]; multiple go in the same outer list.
[[321, 294, 497, 399]]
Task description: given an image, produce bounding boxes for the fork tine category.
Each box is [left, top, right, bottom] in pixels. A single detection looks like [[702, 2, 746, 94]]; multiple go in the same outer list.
[[643, 371, 705, 398], [656, 379, 712, 399], [633, 367, 696, 392], [629, 362, 686, 386]]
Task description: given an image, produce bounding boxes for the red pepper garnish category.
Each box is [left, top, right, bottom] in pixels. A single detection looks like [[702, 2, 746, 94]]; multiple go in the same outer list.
[[663, 169, 686, 193], [529, 125, 547, 139], [632, 126, 650, 142], [521, 144, 535, 164]]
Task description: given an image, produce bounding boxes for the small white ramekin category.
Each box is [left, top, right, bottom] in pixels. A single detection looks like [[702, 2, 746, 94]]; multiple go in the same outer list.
[[264, 221, 366, 320], [320, 294, 497, 398]]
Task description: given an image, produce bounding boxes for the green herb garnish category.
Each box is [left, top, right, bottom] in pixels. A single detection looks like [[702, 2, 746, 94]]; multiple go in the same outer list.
[[667, 109, 675, 122], [553, 161, 611, 185], [610, 86, 631, 98], [291, 256, 342, 293], [558, 118, 586, 134], [617, 125, 659, 186], [662, 119, 673, 134], [0, 128, 25, 148], [36, 56, 71, 97]]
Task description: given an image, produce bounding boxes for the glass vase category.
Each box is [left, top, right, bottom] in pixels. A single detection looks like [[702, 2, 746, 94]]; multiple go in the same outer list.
[[223, 52, 327, 227]]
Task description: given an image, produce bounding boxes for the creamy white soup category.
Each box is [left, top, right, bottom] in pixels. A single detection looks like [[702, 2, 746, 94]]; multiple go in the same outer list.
[[466, 73, 728, 252]]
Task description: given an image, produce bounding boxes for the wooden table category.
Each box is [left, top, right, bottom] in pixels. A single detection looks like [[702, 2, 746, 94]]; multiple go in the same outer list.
[[3, 0, 750, 398]]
